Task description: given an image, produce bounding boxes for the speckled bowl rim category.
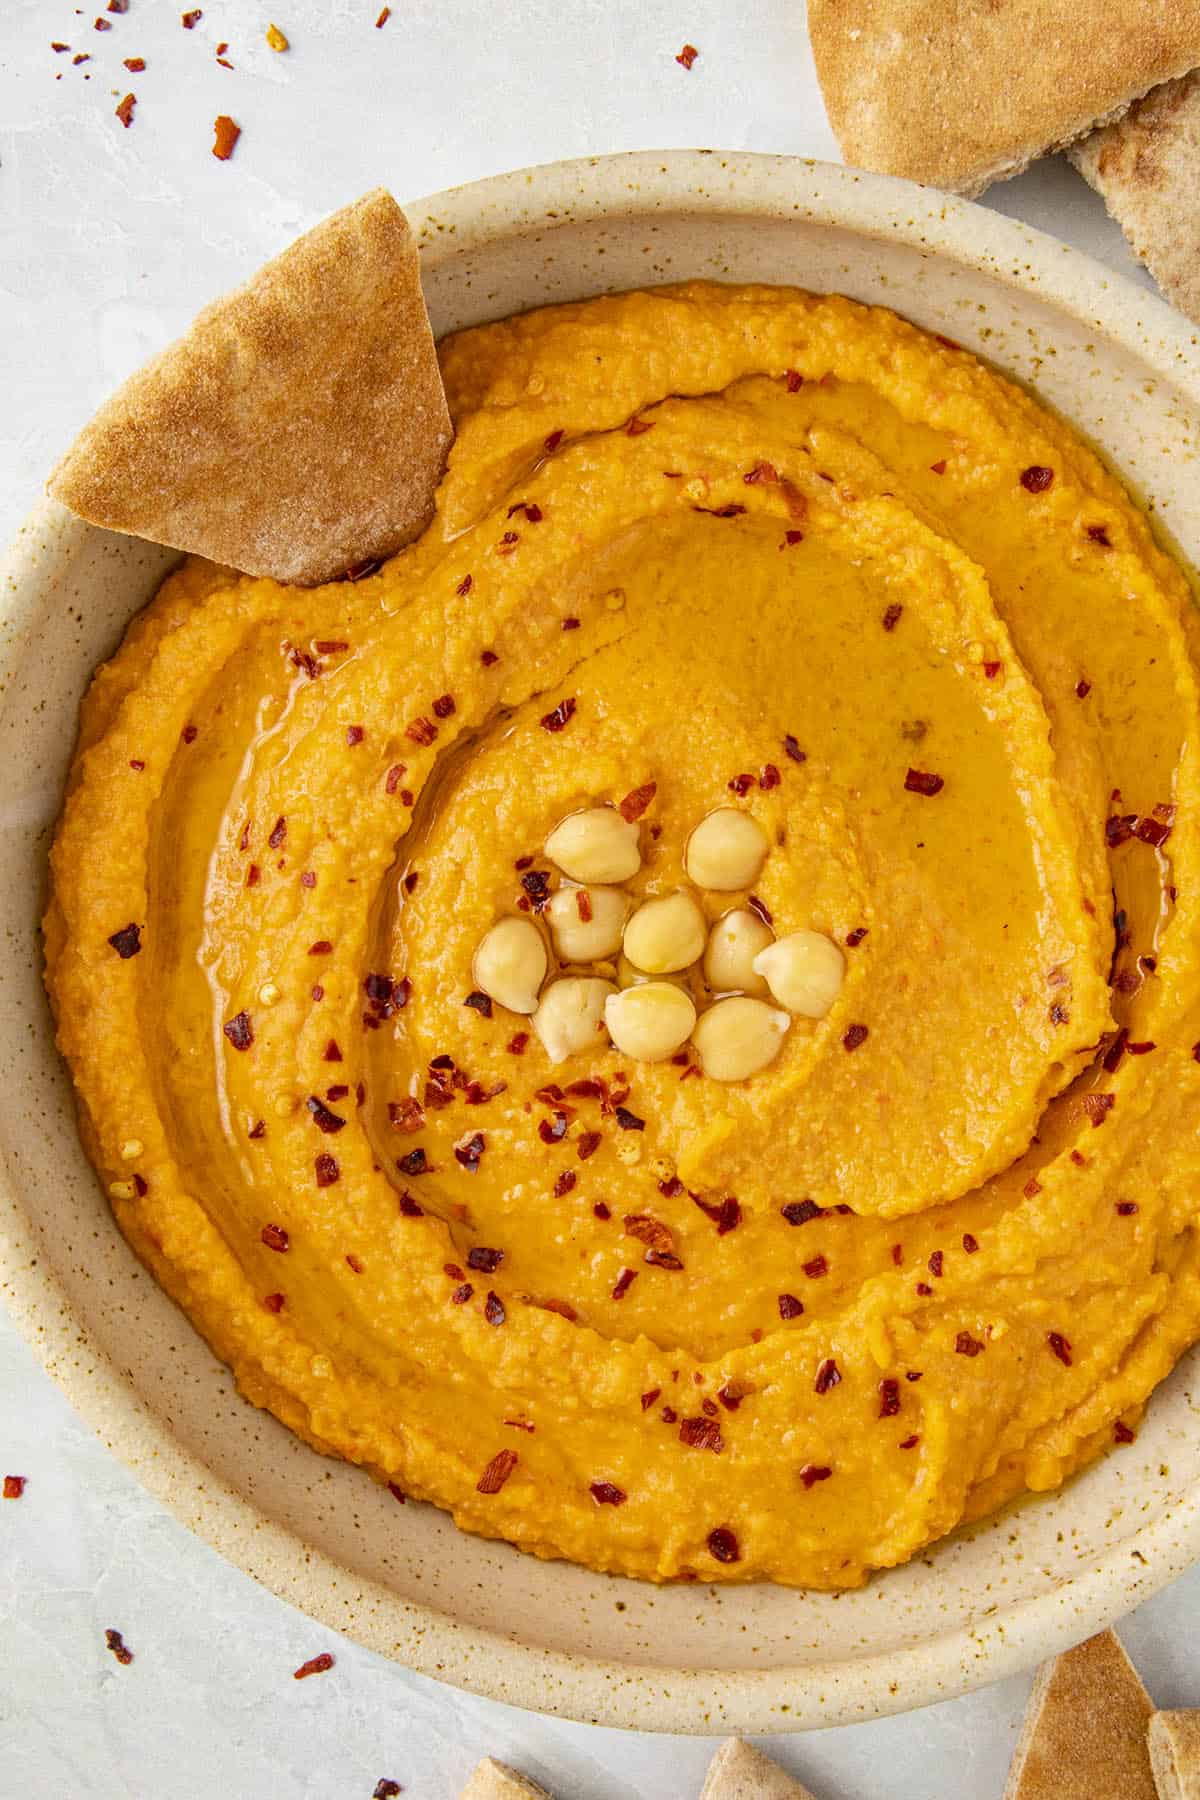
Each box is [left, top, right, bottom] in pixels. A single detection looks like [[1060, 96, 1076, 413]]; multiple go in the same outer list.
[[4, 150, 1200, 1735]]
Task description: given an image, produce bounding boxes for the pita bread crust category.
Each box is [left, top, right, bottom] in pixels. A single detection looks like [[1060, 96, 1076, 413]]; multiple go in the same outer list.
[[459, 1759, 554, 1800], [809, 0, 1200, 196], [699, 1739, 818, 1800], [1148, 1711, 1200, 1800], [1003, 1629, 1157, 1800], [1071, 71, 1200, 322], [47, 188, 452, 586]]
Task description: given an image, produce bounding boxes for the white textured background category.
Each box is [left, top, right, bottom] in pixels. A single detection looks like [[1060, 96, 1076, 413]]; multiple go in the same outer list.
[[1, 2, 1196, 1795]]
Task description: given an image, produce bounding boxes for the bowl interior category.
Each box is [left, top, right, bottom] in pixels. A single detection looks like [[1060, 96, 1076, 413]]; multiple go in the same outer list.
[[3, 153, 1200, 1732]]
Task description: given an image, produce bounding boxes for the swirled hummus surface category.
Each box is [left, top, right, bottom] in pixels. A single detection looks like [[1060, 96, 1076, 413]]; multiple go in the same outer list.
[[45, 284, 1200, 1588]]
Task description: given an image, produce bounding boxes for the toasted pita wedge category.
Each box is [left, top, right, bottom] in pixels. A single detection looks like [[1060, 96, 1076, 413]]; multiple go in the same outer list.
[[700, 1739, 818, 1800], [809, 0, 1200, 197], [459, 1758, 554, 1800], [1003, 1629, 1157, 1800], [1071, 71, 1200, 323], [1149, 1712, 1200, 1800], [48, 188, 452, 586]]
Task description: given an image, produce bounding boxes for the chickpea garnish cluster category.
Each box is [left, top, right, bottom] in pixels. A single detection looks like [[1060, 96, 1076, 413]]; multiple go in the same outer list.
[[471, 803, 846, 1082]]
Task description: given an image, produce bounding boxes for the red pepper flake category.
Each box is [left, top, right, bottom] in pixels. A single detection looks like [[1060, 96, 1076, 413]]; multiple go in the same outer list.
[[496, 531, 520, 556], [878, 1378, 901, 1417], [759, 763, 781, 791], [373, 1783, 402, 1799], [223, 1010, 254, 1052], [72, 52, 91, 63], [842, 1023, 869, 1051], [1127, 1041, 1156, 1055], [94, 15, 112, 27], [1075, 678, 1092, 699], [784, 369, 804, 392], [694, 502, 746, 518], [619, 781, 656, 822], [675, 41, 698, 68], [476, 1448, 517, 1493], [1116, 1200, 1138, 1216], [431, 693, 456, 721], [507, 1032, 529, 1057], [212, 115, 240, 159], [1106, 813, 1137, 848], [573, 888, 594, 925], [484, 1290, 506, 1325], [389, 1098, 425, 1135], [1134, 814, 1172, 848], [386, 1482, 406, 1504], [341, 724, 365, 749], [962, 1232, 979, 1254], [464, 990, 493, 1018], [612, 1267, 637, 1300], [622, 415, 655, 438], [692, 1194, 741, 1235], [261, 1291, 285, 1313], [549, 1169, 575, 1198], [405, 716, 438, 747], [540, 697, 576, 733], [899, 1434, 920, 1450], [108, 922, 142, 959], [1086, 523, 1113, 547], [542, 429, 565, 453], [261, 1222, 289, 1253], [679, 1417, 723, 1452], [706, 1525, 740, 1563], [538, 1112, 568, 1145], [1046, 1330, 1073, 1366], [3, 1475, 26, 1500], [1020, 465, 1054, 493], [344, 1252, 363, 1274], [845, 927, 868, 948], [467, 1247, 504, 1274], [182, 8, 202, 23], [891, 1243, 903, 1265], [882, 603, 903, 632], [51, 42, 71, 51], [930, 459, 947, 475], [1082, 1092, 1115, 1127], [783, 734, 807, 764], [266, 816, 287, 850], [915, 1281, 933, 1297], [982, 660, 1003, 679], [450, 1282, 473, 1304], [321, 1039, 342, 1063], [314, 1153, 339, 1188], [744, 460, 779, 485], [293, 1653, 334, 1680], [1114, 1420, 1136, 1445], [384, 763, 407, 795], [249, 1120, 267, 1141], [747, 894, 773, 927], [955, 1330, 985, 1357], [115, 92, 136, 127], [129, 758, 145, 770], [814, 1357, 841, 1394], [800, 1463, 832, 1488], [590, 1481, 627, 1506], [728, 772, 755, 796], [453, 1132, 486, 1173], [904, 768, 944, 796], [804, 1254, 829, 1279], [375, 2, 391, 21], [105, 1629, 133, 1665], [781, 1198, 825, 1227], [308, 940, 333, 957], [307, 1095, 347, 1135], [614, 1105, 645, 1132], [716, 1381, 753, 1412], [776, 1293, 804, 1321], [783, 529, 805, 547]]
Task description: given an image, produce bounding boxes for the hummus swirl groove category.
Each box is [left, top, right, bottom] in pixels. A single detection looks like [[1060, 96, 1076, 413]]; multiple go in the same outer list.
[[45, 284, 1200, 1588]]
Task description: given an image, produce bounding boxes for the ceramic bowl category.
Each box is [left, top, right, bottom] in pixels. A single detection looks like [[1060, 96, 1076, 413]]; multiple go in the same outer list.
[[3, 151, 1199, 1735]]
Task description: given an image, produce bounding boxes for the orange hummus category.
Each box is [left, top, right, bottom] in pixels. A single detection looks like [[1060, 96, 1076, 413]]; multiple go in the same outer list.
[[44, 284, 1200, 1587]]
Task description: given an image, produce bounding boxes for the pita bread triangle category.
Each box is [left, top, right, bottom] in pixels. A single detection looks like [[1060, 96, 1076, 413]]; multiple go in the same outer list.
[[700, 1739, 818, 1799], [48, 188, 452, 586], [1149, 1712, 1200, 1800], [1003, 1629, 1156, 1800]]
